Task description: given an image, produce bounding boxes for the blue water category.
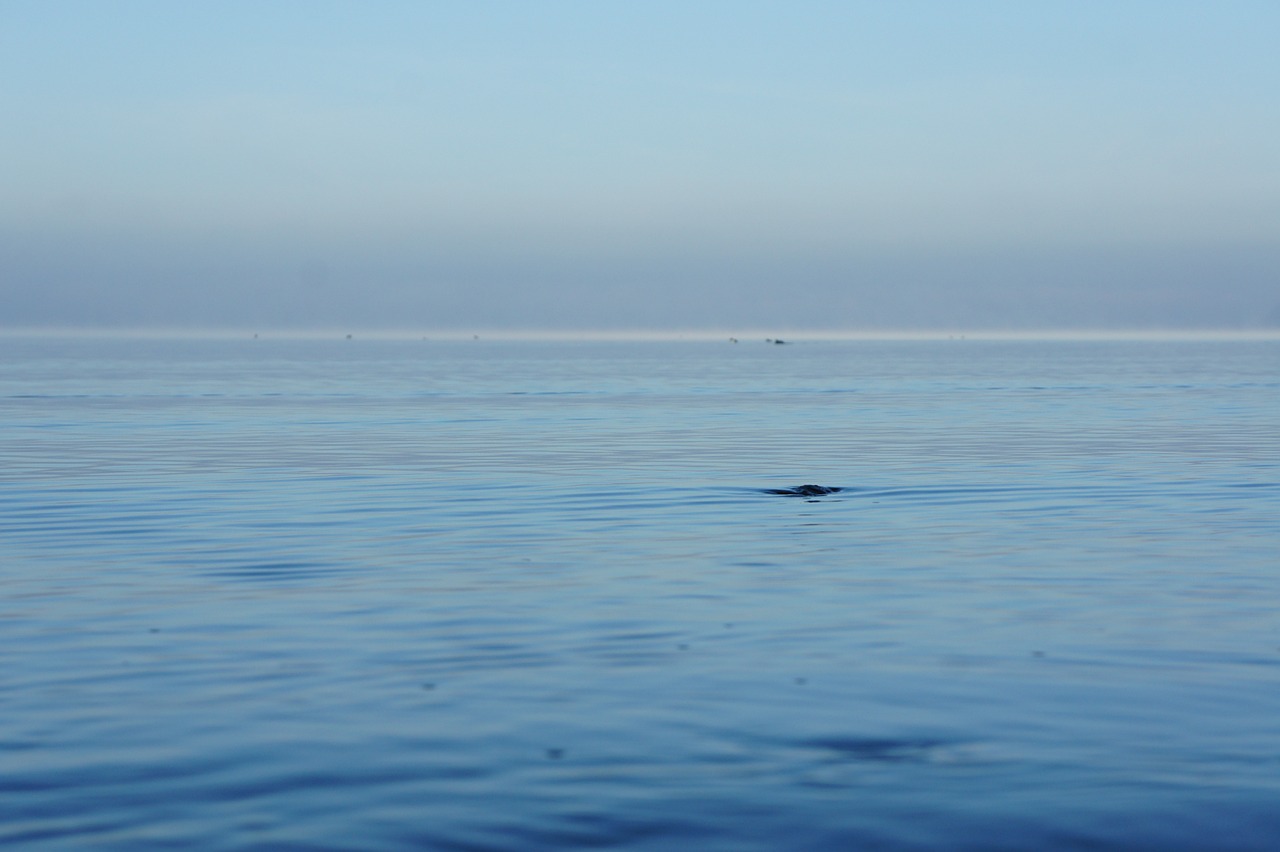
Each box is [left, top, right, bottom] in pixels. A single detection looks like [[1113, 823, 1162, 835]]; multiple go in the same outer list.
[[2, 337, 1278, 850]]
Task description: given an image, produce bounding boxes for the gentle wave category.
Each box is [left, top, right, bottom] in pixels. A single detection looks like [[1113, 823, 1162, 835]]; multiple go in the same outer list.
[[2, 339, 1278, 849]]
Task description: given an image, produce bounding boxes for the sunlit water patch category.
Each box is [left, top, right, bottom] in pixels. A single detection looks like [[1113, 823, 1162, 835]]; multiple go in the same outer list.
[[1, 338, 1278, 849]]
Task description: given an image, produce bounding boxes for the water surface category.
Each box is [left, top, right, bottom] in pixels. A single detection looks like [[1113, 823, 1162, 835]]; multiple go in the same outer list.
[[2, 338, 1278, 849]]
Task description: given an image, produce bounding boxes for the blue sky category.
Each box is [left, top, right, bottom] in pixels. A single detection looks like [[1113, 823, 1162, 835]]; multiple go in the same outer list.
[[2, 1, 1278, 331]]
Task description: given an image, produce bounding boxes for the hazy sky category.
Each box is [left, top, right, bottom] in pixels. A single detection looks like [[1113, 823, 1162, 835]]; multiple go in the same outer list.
[[2, 1, 1278, 332]]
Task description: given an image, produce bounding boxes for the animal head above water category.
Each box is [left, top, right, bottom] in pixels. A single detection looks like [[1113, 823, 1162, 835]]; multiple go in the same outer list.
[[762, 484, 843, 497]]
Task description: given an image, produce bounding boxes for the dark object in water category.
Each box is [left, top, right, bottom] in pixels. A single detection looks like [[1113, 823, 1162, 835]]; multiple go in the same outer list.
[[763, 484, 842, 497]]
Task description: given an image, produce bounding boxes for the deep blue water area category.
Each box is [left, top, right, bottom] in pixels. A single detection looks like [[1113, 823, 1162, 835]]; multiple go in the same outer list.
[[2, 337, 1278, 849]]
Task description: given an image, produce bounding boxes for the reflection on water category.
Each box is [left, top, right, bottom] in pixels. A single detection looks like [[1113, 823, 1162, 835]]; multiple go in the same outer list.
[[1, 339, 1278, 849]]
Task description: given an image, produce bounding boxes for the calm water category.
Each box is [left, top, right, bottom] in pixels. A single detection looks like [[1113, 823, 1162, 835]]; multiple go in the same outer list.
[[2, 337, 1278, 850]]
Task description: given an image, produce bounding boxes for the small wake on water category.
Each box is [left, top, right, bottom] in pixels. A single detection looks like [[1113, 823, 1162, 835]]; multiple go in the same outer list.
[[761, 485, 844, 497]]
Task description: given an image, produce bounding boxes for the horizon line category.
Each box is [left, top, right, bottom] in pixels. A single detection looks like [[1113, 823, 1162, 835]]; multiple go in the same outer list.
[[2, 326, 1279, 343]]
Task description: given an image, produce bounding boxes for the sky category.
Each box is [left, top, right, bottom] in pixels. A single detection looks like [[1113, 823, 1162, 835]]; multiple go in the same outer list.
[[2, 0, 1278, 333]]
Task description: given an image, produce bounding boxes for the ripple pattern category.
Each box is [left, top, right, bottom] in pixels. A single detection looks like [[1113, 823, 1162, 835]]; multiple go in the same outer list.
[[1, 338, 1278, 849]]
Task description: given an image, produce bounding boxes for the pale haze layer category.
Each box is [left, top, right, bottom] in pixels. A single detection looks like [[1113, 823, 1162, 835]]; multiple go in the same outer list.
[[3, 1, 1278, 333]]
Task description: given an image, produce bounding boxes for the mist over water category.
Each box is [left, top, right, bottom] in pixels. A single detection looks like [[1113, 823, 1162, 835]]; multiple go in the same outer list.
[[5, 5, 1280, 336], [2, 337, 1278, 849]]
